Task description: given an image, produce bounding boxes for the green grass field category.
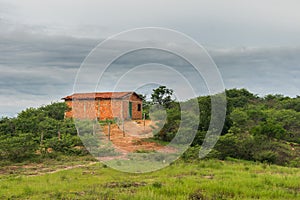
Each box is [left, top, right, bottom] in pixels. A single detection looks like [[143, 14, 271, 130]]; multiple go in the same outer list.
[[0, 158, 299, 200]]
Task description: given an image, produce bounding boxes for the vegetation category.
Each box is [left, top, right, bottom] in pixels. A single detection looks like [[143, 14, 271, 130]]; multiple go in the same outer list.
[[0, 87, 299, 199], [0, 88, 299, 167], [0, 102, 87, 165], [149, 88, 300, 167], [0, 159, 299, 199], [151, 85, 175, 108]]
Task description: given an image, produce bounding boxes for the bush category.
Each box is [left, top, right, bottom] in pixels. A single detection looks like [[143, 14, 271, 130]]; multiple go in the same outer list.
[[45, 134, 84, 155], [181, 145, 201, 161], [253, 150, 278, 164], [0, 133, 38, 162], [214, 134, 240, 160], [289, 158, 300, 168]]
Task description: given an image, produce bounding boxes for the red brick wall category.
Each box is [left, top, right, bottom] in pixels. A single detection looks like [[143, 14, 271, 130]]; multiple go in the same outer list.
[[64, 94, 143, 120], [130, 94, 143, 119], [66, 100, 98, 119], [100, 99, 123, 120]]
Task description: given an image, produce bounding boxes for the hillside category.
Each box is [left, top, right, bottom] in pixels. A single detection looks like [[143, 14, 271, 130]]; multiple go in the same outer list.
[[0, 88, 299, 167], [0, 88, 300, 199]]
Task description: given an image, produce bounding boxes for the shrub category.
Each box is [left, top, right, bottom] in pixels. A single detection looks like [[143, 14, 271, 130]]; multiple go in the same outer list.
[[214, 134, 239, 160], [181, 145, 201, 161], [253, 150, 278, 164], [45, 134, 85, 155], [0, 133, 37, 162]]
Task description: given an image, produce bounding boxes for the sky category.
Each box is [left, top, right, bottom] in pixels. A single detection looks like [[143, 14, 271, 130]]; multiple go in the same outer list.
[[1, 0, 300, 117]]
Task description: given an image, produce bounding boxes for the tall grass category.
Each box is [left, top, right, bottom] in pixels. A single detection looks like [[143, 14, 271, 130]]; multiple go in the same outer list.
[[0, 159, 299, 199]]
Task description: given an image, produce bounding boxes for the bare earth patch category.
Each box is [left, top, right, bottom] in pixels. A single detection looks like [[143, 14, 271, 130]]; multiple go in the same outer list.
[[102, 120, 174, 153]]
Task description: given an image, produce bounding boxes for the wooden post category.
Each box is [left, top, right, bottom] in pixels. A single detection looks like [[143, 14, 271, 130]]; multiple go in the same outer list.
[[122, 119, 125, 137], [92, 123, 94, 136], [97, 100, 100, 120], [121, 100, 124, 120], [58, 130, 61, 140], [40, 131, 44, 145], [76, 127, 79, 136], [83, 101, 86, 119], [122, 101, 125, 137], [108, 122, 111, 141]]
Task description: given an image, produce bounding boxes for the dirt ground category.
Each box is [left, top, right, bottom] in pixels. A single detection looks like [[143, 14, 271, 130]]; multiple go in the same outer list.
[[101, 120, 166, 153]]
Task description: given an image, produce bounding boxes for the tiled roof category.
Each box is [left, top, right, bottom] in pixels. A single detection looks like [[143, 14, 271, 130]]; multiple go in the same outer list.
[[62, 92, 138, 100]]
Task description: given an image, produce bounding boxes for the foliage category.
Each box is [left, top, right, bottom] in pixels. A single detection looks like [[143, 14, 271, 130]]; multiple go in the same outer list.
[[1, 88, 300, 167], [0, 102, 83, 162], [188, 89, 299, 165], [251, 120, 286, 139], [152, 105, 180, 141], [151, 85, 174, 108], [45, 134, 84, 155], [253, 150, 278, 164], [0, 133, 37, 162], [144, 87, 300, 166]]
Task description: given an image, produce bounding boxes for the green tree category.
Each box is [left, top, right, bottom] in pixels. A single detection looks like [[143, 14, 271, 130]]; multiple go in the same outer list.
[[151, 86, 174, 108], [0, 133, 37, 162], [41, 102, 69, 120], [279, 98, 300, 112], [251, 120, 286, 139]]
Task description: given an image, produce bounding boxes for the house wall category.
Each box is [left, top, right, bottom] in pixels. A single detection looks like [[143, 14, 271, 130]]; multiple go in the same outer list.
[[65, 100, 98, 119], [101, 97, 143, 120], [100, 99, 123, 120], [129, 94, 143, 119], [64, 94, 143, 120]]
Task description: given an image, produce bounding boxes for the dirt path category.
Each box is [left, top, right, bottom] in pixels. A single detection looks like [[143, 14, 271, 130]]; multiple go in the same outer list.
[[121, 120, 154, 138], [101, 120, 174, 153], [0, 161, 98, 177], [27, 162, 98, 177]]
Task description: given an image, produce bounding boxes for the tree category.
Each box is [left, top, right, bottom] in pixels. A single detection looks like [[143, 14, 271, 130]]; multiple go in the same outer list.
[[0, 133, 37, 162], [214, 133, 240, 159], [251, 120, 286, 139], [41, 102, 69, 120], [279, 98, 300, 112], [151, 86, 174, 108], [226, 88, 257, 109], [230, 108, 248, 126]]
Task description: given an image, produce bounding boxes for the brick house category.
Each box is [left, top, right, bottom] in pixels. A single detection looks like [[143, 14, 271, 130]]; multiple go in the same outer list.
[[62, 92, 143, 120]]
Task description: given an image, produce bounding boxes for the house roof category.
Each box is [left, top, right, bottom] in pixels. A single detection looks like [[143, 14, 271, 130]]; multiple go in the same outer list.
[[62, 92, 141, 100]]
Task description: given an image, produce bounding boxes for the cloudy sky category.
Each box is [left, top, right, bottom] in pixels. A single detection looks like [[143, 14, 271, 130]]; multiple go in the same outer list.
[[1, 0, 300, 117]]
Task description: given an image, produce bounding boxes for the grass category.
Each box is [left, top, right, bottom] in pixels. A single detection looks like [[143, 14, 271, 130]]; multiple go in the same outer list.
[[141, 137, 170, 146], [0, 158, 299, 199], [0, 155, 96, 177]]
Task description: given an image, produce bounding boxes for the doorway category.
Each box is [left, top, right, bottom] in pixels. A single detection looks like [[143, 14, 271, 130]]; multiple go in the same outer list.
[[128, 102, 132, 119]]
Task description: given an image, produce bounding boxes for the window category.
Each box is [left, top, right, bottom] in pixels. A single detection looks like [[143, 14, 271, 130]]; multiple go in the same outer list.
[[137, 104, 141, 111]]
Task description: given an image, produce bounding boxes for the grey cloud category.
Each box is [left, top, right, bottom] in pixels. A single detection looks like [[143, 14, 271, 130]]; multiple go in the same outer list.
[[208, 47, 300, 96], [0, 21, 101, 116], [2, 1, 300, 46], [0, 32, 96, 69], [1, 18, 300, 117]]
